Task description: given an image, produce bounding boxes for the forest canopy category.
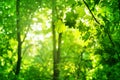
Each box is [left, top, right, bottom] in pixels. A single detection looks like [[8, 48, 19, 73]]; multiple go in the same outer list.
[[0, 0, 120, 80]]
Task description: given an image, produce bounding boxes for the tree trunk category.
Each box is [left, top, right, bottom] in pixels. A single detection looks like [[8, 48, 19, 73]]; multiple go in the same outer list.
[[52, 0, 60, 80], [56, 33, 62, 80], [15, 0, 22, 75], [57, 33, 62, 64]]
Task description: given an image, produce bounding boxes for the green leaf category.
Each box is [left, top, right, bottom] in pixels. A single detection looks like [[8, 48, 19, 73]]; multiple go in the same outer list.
[[55, 20, 66, 33], [82, 32, 90, 41]]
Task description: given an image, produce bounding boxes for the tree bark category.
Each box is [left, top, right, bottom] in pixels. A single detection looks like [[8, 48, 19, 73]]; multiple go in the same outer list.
[[52, 0, 60, 80], [56, 33, 62, 79], [15, 0, 22, 75], [57, 33, 62, 65]]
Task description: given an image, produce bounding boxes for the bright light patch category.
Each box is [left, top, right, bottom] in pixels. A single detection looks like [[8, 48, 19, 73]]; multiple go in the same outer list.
[[38, 35, 44, 41], [31, 23, 42, 31], [45, 32, 51, 38], [32, 18, 38, 21], [81, 19, 89, 25], [47, 9, 52, 14], [31, 35, 44, 42], [66, 7, 71, 12], [95, 5, 100, 11], [61, 40, 64, 44], [85, 8, 90, 16], [46, 21, 51, 28]]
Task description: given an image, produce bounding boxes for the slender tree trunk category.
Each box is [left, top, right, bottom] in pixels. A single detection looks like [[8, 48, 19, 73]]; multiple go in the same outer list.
[[15, 0, 22, 75], [52, 0, 57, 79], [52, 0, 60, 80], [56, 33, 62, 78], [57, 33, 62, 65]]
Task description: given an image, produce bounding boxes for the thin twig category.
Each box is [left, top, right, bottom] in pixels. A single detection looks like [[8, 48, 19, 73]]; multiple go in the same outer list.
[[83, 0, 100, 25], [21, 26, 30, 44]]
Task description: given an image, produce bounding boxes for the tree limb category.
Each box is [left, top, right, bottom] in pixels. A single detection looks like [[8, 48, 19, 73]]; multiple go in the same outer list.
[[82, 0, 120, 60], [83, 0, 100, 25], [82, 0, 115, 47], [21, 26, 30, 44]]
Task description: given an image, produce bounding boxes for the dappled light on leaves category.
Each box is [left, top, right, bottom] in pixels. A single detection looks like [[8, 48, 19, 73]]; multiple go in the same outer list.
[[1, 0, 120, 79]]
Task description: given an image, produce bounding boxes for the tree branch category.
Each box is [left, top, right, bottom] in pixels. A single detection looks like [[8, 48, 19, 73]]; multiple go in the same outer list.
[[21, 26, 30, 44], [82, 0, 120, 61], [83, 0, 100, 25], [83, 0, 115, 47]]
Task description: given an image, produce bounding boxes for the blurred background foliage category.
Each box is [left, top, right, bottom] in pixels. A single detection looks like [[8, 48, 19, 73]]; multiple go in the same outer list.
[[0, 0, 120, 80]]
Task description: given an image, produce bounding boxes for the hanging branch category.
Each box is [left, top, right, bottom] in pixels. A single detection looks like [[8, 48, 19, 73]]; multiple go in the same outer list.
[[83, 0, 100, 25], [82, 0, 120, 61], [82, 0, 115, 47]]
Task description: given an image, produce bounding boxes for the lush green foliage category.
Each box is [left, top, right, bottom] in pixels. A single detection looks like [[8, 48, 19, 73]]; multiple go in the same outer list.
[[1, 0, 120, 80]]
